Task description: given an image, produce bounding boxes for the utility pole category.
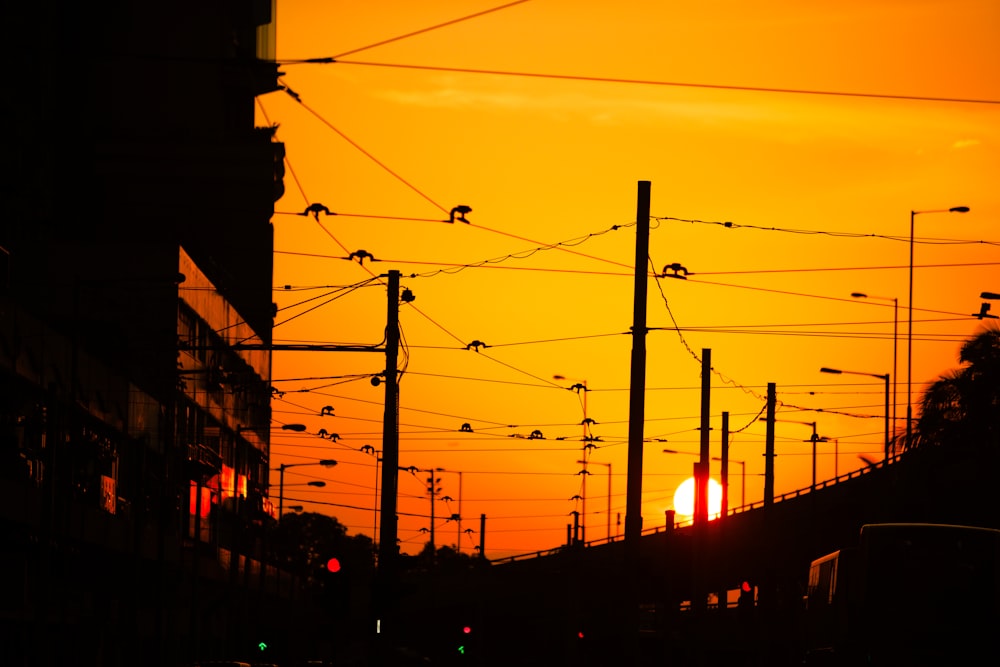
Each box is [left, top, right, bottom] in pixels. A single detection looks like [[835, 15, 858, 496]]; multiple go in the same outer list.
[[625, 180, 651, 556], [764, 383, 776, 506], [695, 349, 711, 525], [377, 272, 401, 580], [624, 180, 651, 667], [425, 469, 441, 558], [479, 514, 486, 559], [719, 411, 729, 519], [717, 411, 729, 611]]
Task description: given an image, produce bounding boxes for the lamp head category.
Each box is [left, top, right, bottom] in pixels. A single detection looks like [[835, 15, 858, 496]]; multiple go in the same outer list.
[[949, 206, 970, 213]]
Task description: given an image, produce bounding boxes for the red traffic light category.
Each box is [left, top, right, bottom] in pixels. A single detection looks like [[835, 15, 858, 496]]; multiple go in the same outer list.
[[327, 557, 341, 573], [741, 580, 752, 593], [462, 626, 472, 634]]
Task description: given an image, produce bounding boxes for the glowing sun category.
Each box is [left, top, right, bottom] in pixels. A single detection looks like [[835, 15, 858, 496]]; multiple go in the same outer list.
[[672, 477, 723, 518]]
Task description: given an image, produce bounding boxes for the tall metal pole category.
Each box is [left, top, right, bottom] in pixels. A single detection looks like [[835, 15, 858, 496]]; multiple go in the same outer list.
[[720, 412, 729, 519], [457, 471, 463, 553], [378, 271, 401, 572], [809, 422, 818, 492], [581, 382, 588, 544], [623, 181, 650, 666], [907, 207, 969, 445], [479, 514, 486, 559], [374, 453, 380, 547], [625, 181, 651, 553], [764, 383, 776, 506], [278, 464, 286, 520], [695, 349, 711, 525], [717, 411, 730, 611], [581, 461, 612, 542], [739, 460, 745, 508], [606, 463, 611, 542], [427, 470, 436, 557], [892, 298, 898, 445], [883, 374, 891, 461], [907, 211, 915, 446]]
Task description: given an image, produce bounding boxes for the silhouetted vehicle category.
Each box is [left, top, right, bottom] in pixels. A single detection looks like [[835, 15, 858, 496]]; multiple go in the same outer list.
[[803, 523, 1000, 665]]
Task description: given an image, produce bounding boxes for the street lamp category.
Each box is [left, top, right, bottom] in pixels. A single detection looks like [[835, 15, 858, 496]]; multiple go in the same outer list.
[[907, 206, 969, 444], [712, 456, 745, 508], [850, 292, 898, 438], [820, 367, 890, 461], [275, 459, 338, 519]]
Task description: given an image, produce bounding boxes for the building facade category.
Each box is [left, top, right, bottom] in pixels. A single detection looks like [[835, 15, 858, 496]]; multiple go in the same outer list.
[[1, 2, 295, 665]]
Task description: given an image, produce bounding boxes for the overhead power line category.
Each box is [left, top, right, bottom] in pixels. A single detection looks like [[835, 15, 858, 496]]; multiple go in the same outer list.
[[656, 216, 1000, 247], [326, 0, 532, 60], [317, 60, 1000, 106]]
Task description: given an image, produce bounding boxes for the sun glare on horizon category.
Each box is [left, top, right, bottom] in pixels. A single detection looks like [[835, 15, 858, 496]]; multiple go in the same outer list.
[[672, 477, 723, 519]]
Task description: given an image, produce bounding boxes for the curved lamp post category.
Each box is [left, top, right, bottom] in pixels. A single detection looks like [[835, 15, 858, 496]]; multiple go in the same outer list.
[[850, 292, 898, 435], [820, 367, 890, 461], [275, 459, 337, 519], [907, 206, 969, 443]]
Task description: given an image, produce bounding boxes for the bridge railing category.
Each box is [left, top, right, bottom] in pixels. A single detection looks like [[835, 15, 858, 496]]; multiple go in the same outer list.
[[489, 451, 903, 565]]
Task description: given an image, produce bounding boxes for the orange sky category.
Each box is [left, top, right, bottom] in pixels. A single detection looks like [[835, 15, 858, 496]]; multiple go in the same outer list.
[[259, 0, 1000, 559]]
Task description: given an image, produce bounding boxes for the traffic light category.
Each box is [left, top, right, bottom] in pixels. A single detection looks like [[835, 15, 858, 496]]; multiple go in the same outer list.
[[318, 556, 349, 616], [739, 580, 755, 609], [456, 624, 472, 656], [453, 621, 480, 658]]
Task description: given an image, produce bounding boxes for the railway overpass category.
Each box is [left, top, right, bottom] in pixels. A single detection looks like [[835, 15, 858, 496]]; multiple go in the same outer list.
[[391, 440, 1000, 665]]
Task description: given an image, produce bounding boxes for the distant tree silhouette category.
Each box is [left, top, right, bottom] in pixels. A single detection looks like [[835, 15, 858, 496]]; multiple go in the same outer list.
[[267, 512, 375, 598], [905, 325, 1000, 451], [400, 541, 489, 575]]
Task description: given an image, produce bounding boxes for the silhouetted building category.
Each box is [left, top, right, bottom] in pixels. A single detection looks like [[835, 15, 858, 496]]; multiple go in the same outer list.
[[1, 2, 287, 665]]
